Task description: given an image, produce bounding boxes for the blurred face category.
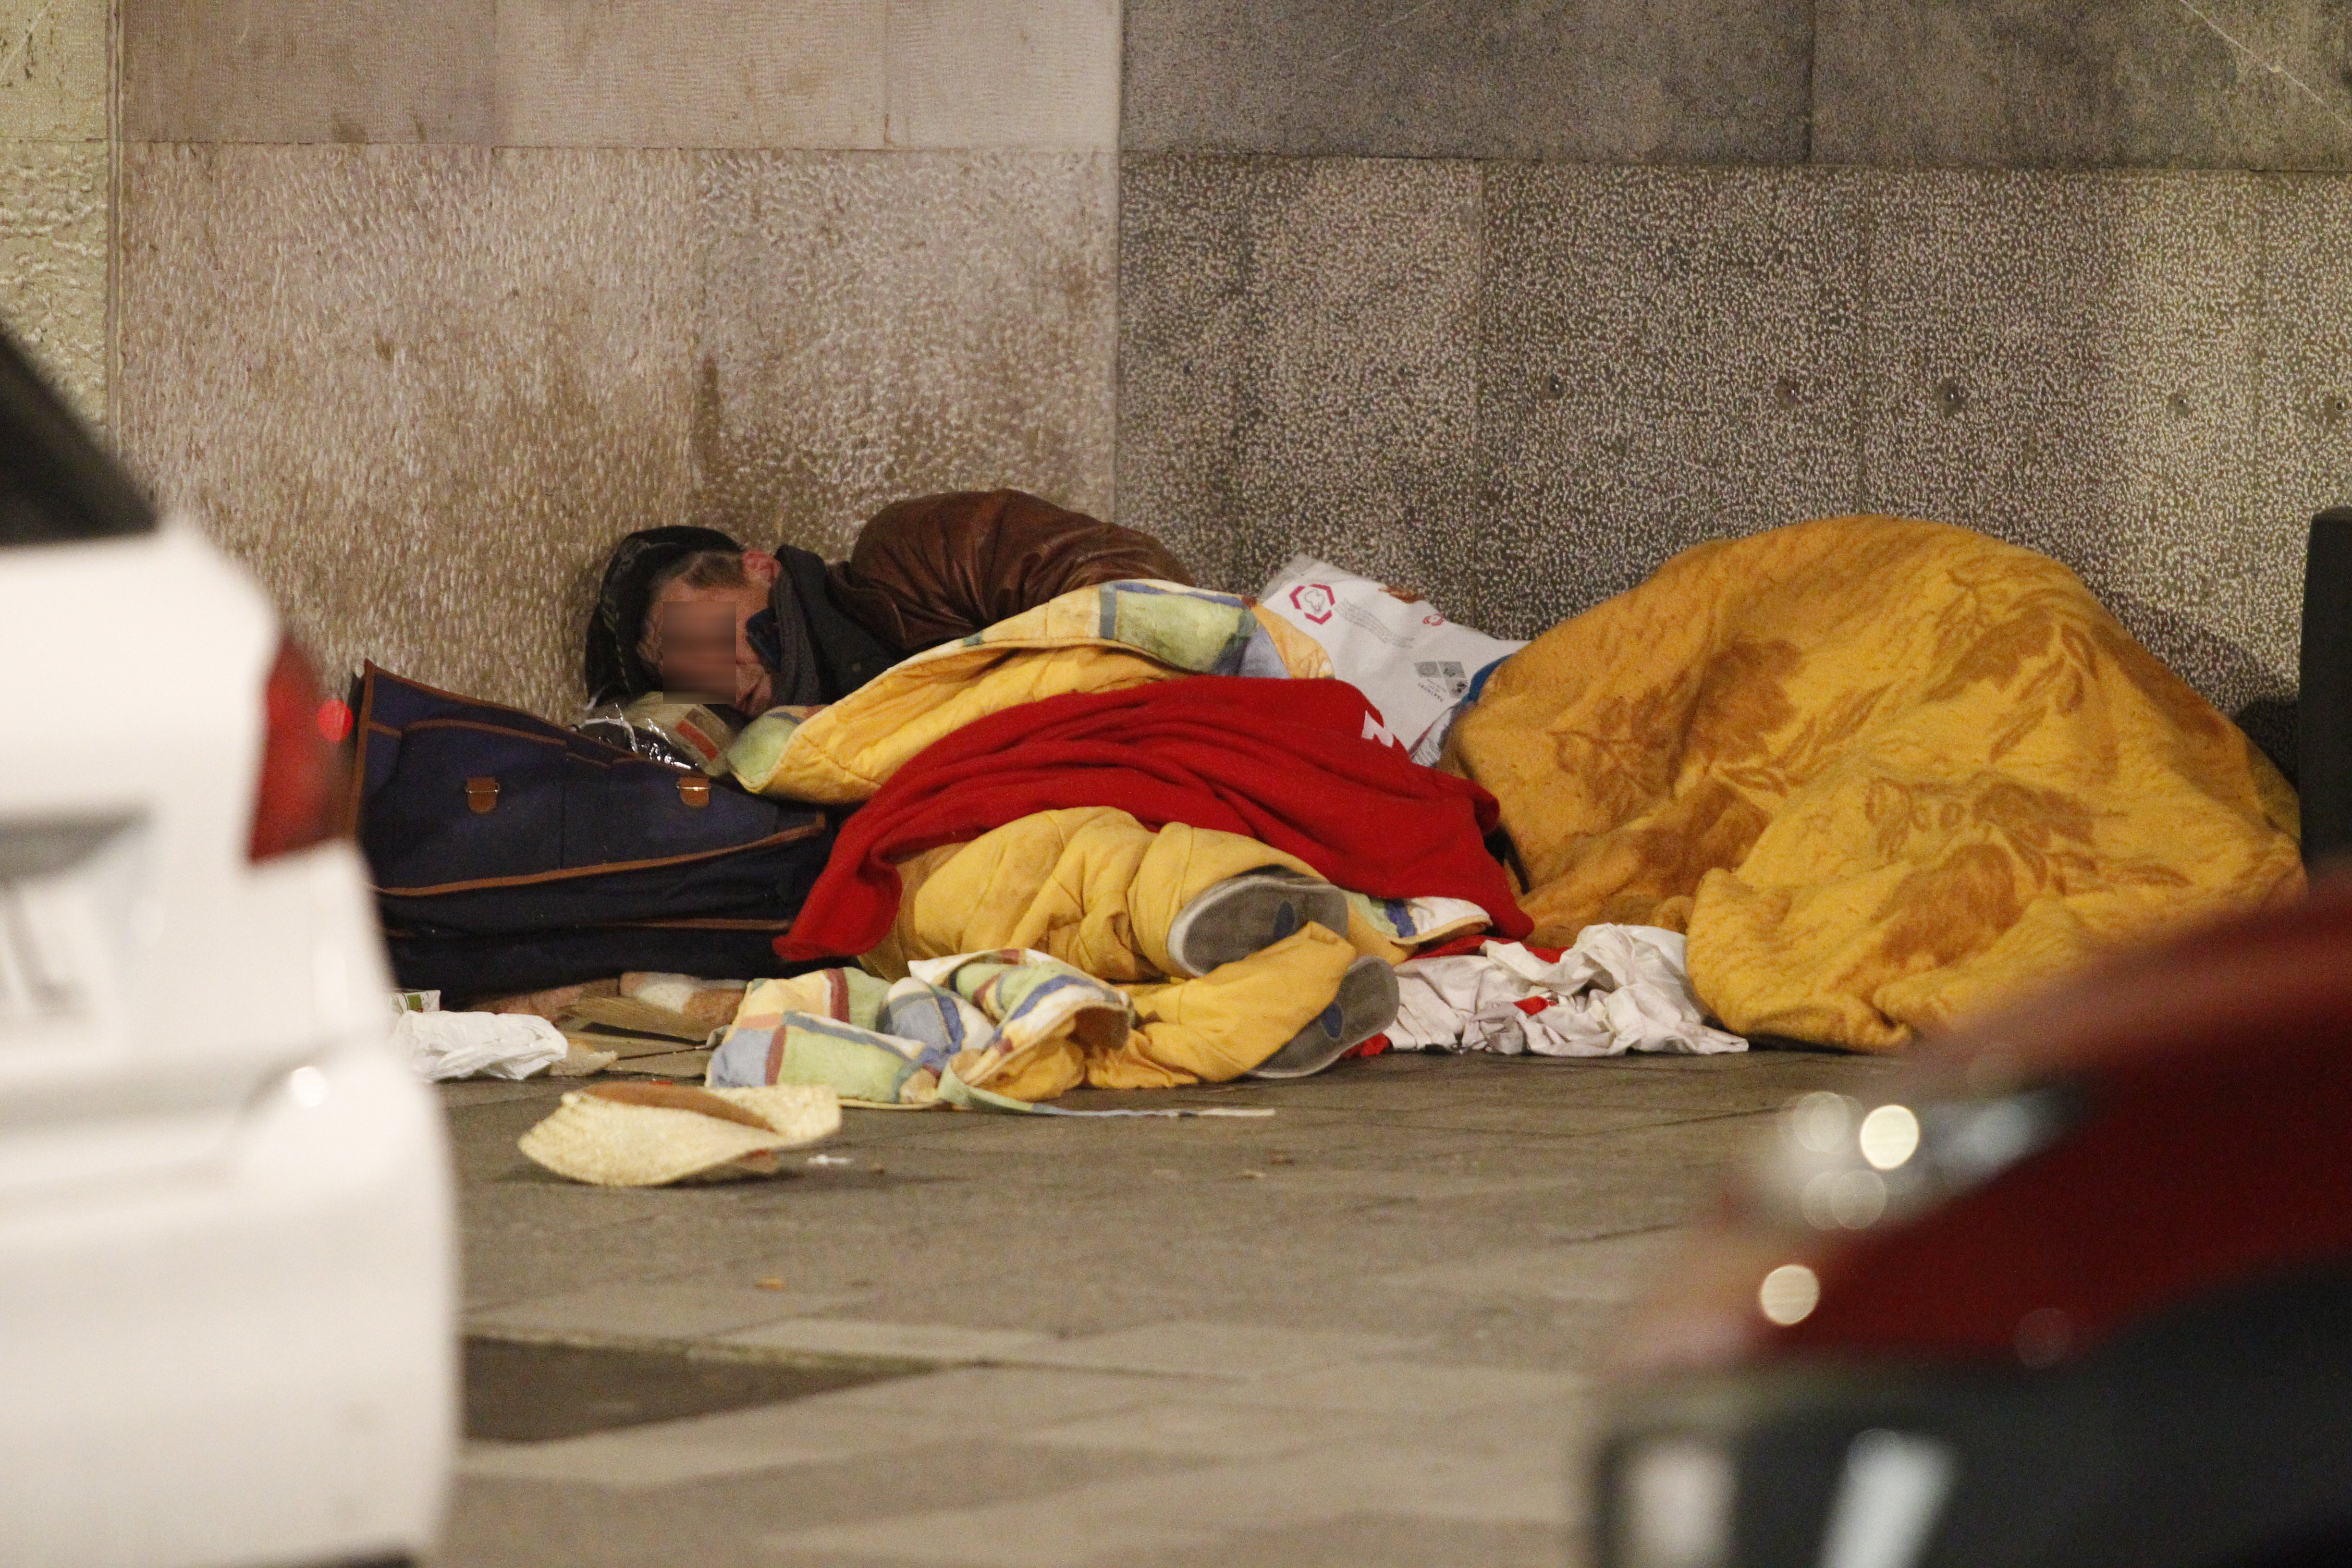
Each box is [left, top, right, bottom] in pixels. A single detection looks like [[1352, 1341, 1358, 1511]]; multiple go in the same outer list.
[[641, 552, 781, 712]]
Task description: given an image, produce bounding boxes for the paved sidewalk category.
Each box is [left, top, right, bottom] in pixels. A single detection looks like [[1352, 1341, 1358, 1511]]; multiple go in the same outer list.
[[437, 1048, 1901, 1568]]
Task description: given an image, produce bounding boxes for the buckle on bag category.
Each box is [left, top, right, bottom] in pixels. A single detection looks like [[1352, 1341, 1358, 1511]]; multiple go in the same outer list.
[[465, 777, 500, 815], [677, 776, 711, 810]]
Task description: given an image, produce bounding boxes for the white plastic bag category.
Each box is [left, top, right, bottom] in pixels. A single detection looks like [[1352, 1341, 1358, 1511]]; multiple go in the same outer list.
[[396, 1010, 568, 1082], [1256, 555, 1525, 762]]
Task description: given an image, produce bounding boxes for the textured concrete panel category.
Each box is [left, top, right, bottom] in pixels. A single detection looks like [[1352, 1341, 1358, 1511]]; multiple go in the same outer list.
[[1856, 172, 2285, 712], [1473, 166, 1865, 638], [1120, 0, 1811, 161], [118, 145, 1114, 718], [2263, 177, 2352, 500], [884, 0, 1119, 149], [492, 0, 886, 150], [121, 0, 1119, 151], [122, 0, 496, 144], [1815, 0, 2352, 171], [0, 142, 107, 423], [688, 149, 1116, 551], [1121, 159, 1863, 638], [2255, 176, 2352, 696], [1121, 156, 2306, 715], [118, 146, 702, 717], [0, 0, 108, 140], [1116, 155, 1480, 596]]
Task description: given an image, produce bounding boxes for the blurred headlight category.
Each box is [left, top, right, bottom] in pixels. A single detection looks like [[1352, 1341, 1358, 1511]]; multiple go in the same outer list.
[[1756, 1085, 2079, 1236]]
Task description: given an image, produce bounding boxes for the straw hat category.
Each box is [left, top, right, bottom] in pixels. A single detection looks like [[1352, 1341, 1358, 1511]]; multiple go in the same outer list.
[[519, 1081, 841, 1187]]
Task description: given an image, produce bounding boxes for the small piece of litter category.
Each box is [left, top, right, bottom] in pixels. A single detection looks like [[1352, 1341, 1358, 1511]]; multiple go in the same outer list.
[[870, 1164, 887, 1174], [1237, 1170, 1266, 1179], [806, 1153, 853, 1166], [756, 1276, 787, 1291], [1268, 1152, 1296, 1165]]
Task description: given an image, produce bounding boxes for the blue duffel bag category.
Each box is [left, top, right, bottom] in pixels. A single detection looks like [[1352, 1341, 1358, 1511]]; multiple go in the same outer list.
[[348, 664, 838, 997]]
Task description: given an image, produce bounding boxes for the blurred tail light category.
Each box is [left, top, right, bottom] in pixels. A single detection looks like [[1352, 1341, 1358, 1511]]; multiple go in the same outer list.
[[248, 637, 350, 862]]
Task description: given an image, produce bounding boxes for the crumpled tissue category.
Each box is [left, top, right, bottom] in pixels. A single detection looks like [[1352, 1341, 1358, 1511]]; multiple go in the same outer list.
[[1389, 925, 1746, 1056], [397, 1010, 569, 1082]]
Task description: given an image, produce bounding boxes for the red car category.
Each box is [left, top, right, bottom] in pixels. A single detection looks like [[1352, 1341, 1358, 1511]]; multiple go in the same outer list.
[[1592, 860, 2352, 1568]]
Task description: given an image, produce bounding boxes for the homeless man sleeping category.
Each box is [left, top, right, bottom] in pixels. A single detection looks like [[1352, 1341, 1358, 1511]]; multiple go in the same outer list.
[[572, 489, 1522, 1092], [462, 496, 2302, 1124]]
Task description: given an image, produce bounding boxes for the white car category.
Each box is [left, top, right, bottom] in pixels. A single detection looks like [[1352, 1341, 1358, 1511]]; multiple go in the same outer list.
[[0, 328, 454, 1567]]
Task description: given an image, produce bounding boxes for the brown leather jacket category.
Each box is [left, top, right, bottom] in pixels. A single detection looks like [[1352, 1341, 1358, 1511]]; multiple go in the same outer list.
[[827, 489, 1193, 653]]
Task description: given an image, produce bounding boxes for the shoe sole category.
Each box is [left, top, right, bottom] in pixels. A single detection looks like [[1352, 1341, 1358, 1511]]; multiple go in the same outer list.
[[1246, 956, 1401, 1080], [1164, 870, 1350, 979]]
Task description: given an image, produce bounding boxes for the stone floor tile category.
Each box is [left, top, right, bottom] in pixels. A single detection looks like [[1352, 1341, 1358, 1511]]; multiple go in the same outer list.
[[1374, 1229, 1688, 1306], [456, 1399, 968, 1490], [447, 1442, 1168, 1567], [801, 1365, 1184, 1426], [894, 1104, 1371, 1152], [1005, 1320, 1421, 1378], [1208, 1359, 1587, 1416], [439, 1079, 572, 1110], [466, 1281, 863, 1342], [770, 1499, 1220, 1567], [1115, 1513, 1569, 1568], [1156, 1164, 1546, 1205], [1371, 1101, 1759, 1139], [717, 1318, 1058, 1363], [1026, 1399, 1389, 1459], [1335, 1442, 1576, 1524], [767, 1438, 1569, 1566], [1425, 1394, 1600, 1454]]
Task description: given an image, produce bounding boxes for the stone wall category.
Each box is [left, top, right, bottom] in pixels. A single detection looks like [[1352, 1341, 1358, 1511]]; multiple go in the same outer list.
[[0, 0, 109, 424], [108, 0, 1119, 717], [14, 1, 2352, 734], [1119, 0, 2352, 738]]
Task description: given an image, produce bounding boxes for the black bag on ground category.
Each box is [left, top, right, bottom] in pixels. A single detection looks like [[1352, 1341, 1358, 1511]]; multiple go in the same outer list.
[[349, 665, 836, 996]]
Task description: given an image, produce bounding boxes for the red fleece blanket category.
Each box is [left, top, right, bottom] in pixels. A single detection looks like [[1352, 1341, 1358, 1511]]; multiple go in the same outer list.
[[776, 677, 1531, 961]]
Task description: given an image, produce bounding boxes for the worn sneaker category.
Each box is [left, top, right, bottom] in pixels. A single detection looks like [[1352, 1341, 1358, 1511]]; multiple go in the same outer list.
[[1164, 870, 1350, 979], [1246, 956, 1400, 1080]]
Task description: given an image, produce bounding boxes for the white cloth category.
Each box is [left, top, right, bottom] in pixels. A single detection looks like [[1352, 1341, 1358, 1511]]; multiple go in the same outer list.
[[1256, 555, 1526, 763], [396, 1010, 568, 1082], [1389, 926, 1746, 1057]]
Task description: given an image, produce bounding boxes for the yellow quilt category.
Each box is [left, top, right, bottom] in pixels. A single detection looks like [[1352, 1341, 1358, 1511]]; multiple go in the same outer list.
[[724, 580, 1330, 804], [1446, 517, 2303, 1051]]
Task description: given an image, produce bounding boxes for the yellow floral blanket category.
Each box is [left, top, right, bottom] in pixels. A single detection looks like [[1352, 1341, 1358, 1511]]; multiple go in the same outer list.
[[1446, 517, 2303, 1051], [723, 580, 1331, 804]]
